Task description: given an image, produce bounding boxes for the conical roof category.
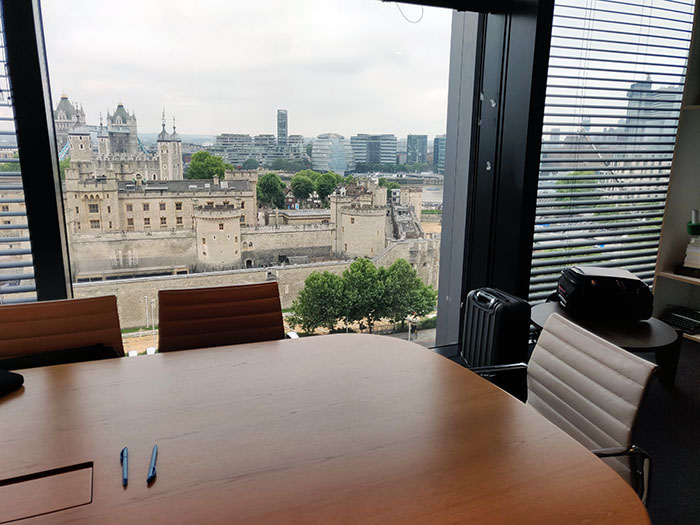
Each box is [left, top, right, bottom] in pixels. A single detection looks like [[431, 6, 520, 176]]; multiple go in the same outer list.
[[55, 94, 75, 119]]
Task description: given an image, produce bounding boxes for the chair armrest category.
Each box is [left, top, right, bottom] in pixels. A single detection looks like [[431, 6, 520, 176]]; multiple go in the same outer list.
[[592, 445, 651, 505], [468, 362, 528, 375], [286, 331, 299, 339]]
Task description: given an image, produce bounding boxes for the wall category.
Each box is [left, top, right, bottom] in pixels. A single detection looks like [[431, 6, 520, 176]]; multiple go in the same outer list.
[[69, 231, 197, 276], [74, 260, 351, 328], [73, 239, 441, 329], [241, 224, 333, 266]]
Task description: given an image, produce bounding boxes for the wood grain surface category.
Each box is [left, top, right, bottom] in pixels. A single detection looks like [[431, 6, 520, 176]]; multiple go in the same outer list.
[[0, 334, 649, 524]]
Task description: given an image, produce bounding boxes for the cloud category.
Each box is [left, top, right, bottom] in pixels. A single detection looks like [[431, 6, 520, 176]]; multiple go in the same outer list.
[[41, 0, 451, 138]]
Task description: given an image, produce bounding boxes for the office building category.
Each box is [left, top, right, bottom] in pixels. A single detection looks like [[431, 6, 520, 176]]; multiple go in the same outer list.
[[277, 109, 288, 147], [406, 134, 428, 164], [433, 135, 446, 174], [350, 134, 397, 165], [312, 133, 355, 175]]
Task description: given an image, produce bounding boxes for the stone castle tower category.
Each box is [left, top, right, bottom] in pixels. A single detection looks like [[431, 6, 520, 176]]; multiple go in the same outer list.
[[157, 112, 183, 181], [194, 204, 243, 271], [53, 93, 86, 148], [106, 102, 139, 155]]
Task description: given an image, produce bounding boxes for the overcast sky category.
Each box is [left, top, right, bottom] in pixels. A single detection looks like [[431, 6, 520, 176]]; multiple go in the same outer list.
[[41, 1, 452, 138]]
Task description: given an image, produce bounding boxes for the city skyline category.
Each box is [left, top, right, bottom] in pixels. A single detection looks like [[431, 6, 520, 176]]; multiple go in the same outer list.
[[41, 0, 451, 137]]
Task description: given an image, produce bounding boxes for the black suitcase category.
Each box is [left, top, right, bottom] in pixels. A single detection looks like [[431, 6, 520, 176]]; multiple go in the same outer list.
[[461, 288, 531, 368], [557, 266, 653, 321]]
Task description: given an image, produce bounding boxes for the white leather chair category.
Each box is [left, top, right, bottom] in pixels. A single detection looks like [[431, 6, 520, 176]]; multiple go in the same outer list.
[[472, 313, 657, 504]]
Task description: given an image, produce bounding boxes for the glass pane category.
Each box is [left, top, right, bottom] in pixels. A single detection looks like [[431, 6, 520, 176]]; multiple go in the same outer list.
[[42, 1, 450, 352]]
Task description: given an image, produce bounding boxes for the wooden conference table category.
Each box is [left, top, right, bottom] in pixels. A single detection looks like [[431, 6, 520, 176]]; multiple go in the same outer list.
[[0, 334, 648, 524]]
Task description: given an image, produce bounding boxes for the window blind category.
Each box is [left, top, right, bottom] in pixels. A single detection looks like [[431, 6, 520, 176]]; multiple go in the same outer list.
[[0, 7, 36, 304], [529, 0, 695, 302]]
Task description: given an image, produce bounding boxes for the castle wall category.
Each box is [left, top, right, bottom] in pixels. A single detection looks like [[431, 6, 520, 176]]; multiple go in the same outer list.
[[240, 224, 333, 266], [72, 238, 440, 329], [69, 231, 196, 276], [194, 206, 243, 271]]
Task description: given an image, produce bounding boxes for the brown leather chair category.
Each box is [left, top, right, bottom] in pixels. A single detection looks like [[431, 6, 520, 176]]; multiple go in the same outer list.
[[157, 282, 285, 352], [0, 295, 124, 361]]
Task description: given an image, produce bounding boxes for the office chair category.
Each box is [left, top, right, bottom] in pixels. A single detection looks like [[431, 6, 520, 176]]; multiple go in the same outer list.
[[157, 282, 288, 352], [473, 313, 657, 504], [0, 296, 124, 368]]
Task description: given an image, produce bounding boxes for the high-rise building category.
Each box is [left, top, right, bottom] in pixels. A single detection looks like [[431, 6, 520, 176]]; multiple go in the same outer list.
[[350, 133, 397, 165], [433, 135, 446, 174], [277, 109, 288, 147], [312, 133, 355, 175], [406, 134, 428, 164]]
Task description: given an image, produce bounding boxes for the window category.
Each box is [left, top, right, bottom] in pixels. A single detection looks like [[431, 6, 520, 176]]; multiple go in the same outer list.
[[88, 204, 99, 213], [143, 203, 149, 211], [344, 243, 348, 251], [239, 216, 245, 223], [127, 218, 134, 226], [202, 238, 206, 245], [89, 220, 100, 229], [176, 216, 183, 225], [1, 205, 8, 212], [160, 217, 167, 225], [528, 0, 695, 301], [350, 217, 354, 224], [108, 221, 112, 229], [75, 206, 79, 214], [218, 223, 224, 230], [126, 204, 133, 212], [107, 205, 111, 213], [159, 202, 166, 211], [144, 218, 150, 226], [175, 202, 182, 210], [207, 201, 214, 207], [241, 201, 245, 209]]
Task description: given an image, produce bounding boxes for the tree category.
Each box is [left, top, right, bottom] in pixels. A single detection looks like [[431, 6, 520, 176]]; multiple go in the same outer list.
[[289, 271, 345, 333], [290, 174, 314, 203], [242, 158, 259, 170], [59, 158, 70, 180], [257, 172, 285, 208], [0, 152, 18, 172], [378, 177, 400, 190], [268, 158, 310, 172], [383, 259, 437, 324], [342, 258, 386, 333], [186, 151, 233, 179], [294, 169, 320, 183], [315, 172, 339, 202], [305, 143, 313, 157]]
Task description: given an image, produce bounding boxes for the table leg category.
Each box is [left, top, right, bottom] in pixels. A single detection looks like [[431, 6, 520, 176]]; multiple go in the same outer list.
[[655, 335, 681, 387]]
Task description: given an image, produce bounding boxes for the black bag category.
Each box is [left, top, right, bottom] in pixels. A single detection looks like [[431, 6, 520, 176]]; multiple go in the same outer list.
[[462, 288, 531, 368], [557, 266, 653, 321]]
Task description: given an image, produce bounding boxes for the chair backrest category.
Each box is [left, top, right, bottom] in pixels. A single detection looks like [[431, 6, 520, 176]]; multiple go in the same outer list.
[[158, 282, 284, 352], [527, 313, 656, 483], [0, 296, 124, 358]]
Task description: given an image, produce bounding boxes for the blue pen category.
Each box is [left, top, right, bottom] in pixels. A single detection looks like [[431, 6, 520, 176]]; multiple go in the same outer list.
[[146, 444, 158, 484], [120, 447, 128, 487]]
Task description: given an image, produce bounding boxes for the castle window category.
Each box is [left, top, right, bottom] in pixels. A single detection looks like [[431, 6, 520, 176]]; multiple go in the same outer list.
[[77, 223, 81, 230], [126, 204, 133, 212], [160, 217, 167, 225], [2, 220, 10, 225], [239, 216, 245, 224], [218, 223, 224, 230], [350, 218, 355, 224], [143, 203, 149, 211], [241, 201, 245, 209], [107, 206, 111, 213], [108, 221, 113, 229], [127, 218, 134, 226], [207, 201, 214, 207], [1, 205, 8, 212], [341, 226, 344, 233], [89, 220, 100, 229], [175, 202, 182, 211], [159, 203, 166, 211], [153, 174, 157, 180], [235, 236, 238, 243], [79, 144, 84, 150], [202, 238, 206, 245], [344, 243, 348, 251], [144, 218, 150, 226], [176, 216, 183, 225], [88, 204, 99, 213]]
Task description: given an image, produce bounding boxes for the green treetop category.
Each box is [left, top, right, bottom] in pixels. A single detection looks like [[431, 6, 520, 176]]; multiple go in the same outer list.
[[288, 271, 346, 333], [257, 172, 286, 208], [186, 151, 233, 179], [242, 158, 259, 170], [290, 174, 314, 203]]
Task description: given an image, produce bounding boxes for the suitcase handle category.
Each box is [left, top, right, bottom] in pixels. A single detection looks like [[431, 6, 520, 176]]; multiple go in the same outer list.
[[474, 290, 497, 308]]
